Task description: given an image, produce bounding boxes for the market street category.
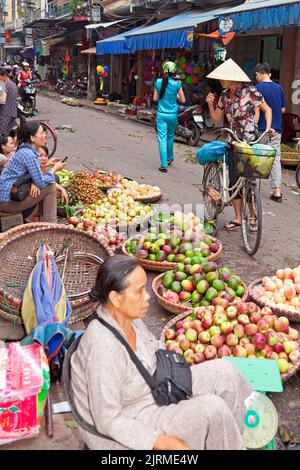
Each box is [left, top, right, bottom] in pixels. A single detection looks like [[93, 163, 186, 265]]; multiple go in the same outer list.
[[1, 94, 300, 450]]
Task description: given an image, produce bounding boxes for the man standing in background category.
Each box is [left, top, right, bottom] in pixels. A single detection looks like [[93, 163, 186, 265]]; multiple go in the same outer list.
[[255, 63, 287, 203], [0, 68, 18, 135]]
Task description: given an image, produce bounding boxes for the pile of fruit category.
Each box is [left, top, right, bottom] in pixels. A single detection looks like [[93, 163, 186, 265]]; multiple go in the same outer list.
[[162, 302, 300, 375], [67, 187, 152, 229], [119, 179, 161, 200], [159, 264, 245, 308], [90, 171, 124, 188], [65, 172, 105, 206], [253, 266, 300, 314], [234, 142, 276, 178], [125, 229, 220, 264], [56, 170, 74, 188]]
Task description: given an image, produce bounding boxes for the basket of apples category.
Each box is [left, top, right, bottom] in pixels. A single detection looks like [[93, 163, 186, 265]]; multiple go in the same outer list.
[[160, 302, 300, 382], [249, 266, 300, 322], [152, 262, 247, 314]]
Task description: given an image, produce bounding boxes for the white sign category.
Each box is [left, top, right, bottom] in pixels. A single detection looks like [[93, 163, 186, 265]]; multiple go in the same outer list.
[[91, 6, 101, 22]]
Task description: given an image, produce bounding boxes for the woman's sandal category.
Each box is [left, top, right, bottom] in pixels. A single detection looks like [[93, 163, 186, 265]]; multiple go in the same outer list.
[[159, 167, 168, 173], [270, 194, 282, 203], [224, 220, 242, 231], [167, 159, 174, 166]]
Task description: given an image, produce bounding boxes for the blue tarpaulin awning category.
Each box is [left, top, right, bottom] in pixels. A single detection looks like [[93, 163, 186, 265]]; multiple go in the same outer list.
[[222, 0, 300, 32], [96, 7, 229, 54]]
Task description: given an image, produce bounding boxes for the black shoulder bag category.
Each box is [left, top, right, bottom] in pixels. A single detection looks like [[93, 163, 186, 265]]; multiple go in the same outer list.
[[10, 172, 32, 202], [97, 317, 193, 407]]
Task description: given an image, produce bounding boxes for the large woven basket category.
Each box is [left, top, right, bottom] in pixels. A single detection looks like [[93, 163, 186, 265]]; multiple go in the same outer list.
[[152, 272, 248, 316], [0, 223, 112, 325], [158, 310, 300, 383], [248, 278, 300, 323], [122, 236, 223, 272], [133, 192, 163, 204]]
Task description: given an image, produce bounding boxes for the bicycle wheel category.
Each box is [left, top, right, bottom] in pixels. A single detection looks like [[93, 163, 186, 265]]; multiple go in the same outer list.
[[241, 182, 262, 256], [40, 122, 57, 158], [296, 164, 300, 188], [202, 162, 222, 221]]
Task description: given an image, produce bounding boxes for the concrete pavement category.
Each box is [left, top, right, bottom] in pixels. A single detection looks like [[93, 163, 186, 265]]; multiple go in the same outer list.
[[1, 94, 299, 449]]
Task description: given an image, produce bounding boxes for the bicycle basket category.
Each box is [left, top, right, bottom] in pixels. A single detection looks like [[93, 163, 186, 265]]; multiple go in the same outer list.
[[196, 141, 229, 166], [233, 142, 276, 179]]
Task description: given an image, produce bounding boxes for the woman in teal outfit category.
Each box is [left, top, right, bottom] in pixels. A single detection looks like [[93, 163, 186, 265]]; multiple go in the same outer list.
[[153, 62, 185, 172]]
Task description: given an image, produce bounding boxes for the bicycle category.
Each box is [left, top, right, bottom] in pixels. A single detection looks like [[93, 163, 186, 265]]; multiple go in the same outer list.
[[12, 117, 57, 159], [201, 128, 273, 256], [296, 164, 300, 188]]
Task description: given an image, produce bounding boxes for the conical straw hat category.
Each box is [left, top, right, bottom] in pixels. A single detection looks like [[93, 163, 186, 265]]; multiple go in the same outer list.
[[206, 58, 251, 82]]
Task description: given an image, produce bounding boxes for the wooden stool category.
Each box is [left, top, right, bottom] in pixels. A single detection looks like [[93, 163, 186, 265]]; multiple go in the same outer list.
[[0, 212, 23, 232]]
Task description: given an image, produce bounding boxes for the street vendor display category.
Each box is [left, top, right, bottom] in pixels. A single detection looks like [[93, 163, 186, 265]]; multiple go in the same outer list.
[[153, 263, 247, 312], [249, 266, 300, 322], [160, 302, 300, 382]]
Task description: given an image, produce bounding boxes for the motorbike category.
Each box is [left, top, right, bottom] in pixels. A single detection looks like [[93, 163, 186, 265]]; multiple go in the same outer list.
[[151, 105, 204, 146], [19, 78, 36, 114], [71, 77, 88, 98]]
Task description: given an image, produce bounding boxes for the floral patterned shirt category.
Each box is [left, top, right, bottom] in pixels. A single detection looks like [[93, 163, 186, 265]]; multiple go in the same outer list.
[[217, 84, 264, 142]]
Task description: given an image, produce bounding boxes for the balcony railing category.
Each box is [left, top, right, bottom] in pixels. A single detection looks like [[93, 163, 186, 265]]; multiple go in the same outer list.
[[47, 2, 72, 18]]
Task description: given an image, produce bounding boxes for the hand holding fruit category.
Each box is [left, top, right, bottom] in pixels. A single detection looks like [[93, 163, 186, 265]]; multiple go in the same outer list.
[[153, 435, 190, 451], [51, 161, 65, 174]]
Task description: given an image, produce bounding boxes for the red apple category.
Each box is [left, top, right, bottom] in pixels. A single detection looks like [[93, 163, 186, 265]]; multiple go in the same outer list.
[[277, 358, 289, 373], [215, 298, 229, 309], [175, 321, 184, 330], [179, 338, 191, 351], [267, 351, 279, 360], [221, 321, 234, 335], [165, 340, 178, 350], [252, 333, 267, 350], [289, 350, 300, 364], [244, 323, 258, 337], [249, 311, 262, 324], [245, 343, 256, 356], [185, 328, 198, 343], [226, 333, 239, 347], [257, 319, 270, 334], [278, 352, 288, 361], [239, 337, 250, 347], [213, 312, 227, 326], [195, 307, 205, 320], [176, 334, 186, 343], [194, 352, 205, 364], [265, 330, 278, 346], [175, 328, 186, 338], [165, 329, 176, 340], [233, 345, 247, 358], [218, 344, 231, 358], [237, 314, 250, 326], [194, 343, 205, 354], [274, 343, 284, 354], [226, 306, 238, 319], [209, 325, 221, 337], [183, 349, 195, 365], [234, 324, 245, 339], [260, 307, 273, 316], [202, 313, 213, 330], [198, 331, 211, 344], [263, 315, 275, 329], [214, 305, 225, 315], [278, 316, 289, 325], [288, 328, 300, 341], [204, 345, 217, 360], [277, 332, 289, 343], [182, 320, 194, 331], [247, 302, 259, 314], [210, 334, 225, 349], [283, 341, 296, 354], [237, 301, 249, 314], [68, 216, 79, 226]]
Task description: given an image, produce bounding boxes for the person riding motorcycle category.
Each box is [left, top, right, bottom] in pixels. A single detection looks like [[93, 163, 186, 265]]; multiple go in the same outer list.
[[17, 62, 32, 100]]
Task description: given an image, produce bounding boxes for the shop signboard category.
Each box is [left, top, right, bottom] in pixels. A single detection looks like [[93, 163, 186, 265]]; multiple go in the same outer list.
[[218, 16, 234, 37], [91, 6, 101, 22], [25, 28, 33, 47]]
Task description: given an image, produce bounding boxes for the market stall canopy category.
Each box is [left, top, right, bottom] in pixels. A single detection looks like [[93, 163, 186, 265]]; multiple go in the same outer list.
[[34, 32, 70, 50], [221, 0, 300, 31], [96, 25, 145, 55], [96, 7, 232, 54]]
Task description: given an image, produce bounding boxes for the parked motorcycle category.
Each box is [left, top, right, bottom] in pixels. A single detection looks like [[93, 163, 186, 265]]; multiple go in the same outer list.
[[151, 105, 204, 146], [19, 79, 36, 114], [71, 77, 88, 98]]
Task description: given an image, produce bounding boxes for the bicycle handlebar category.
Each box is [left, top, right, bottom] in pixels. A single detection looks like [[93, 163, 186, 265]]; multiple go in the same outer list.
[[215, 128, 271, 145]]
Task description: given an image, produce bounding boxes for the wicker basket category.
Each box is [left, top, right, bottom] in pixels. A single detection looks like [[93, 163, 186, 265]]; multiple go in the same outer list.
[[122, 235, 223, 272], [158, 310, 300, 383], [0, 224, 112, 324], [152, 272, 248, 315], [248, 278, 300, 323], [133, 192, 163, 204]]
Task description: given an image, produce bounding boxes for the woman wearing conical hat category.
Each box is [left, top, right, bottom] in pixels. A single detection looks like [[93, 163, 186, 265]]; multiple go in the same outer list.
[[206, 59, 274, 232]]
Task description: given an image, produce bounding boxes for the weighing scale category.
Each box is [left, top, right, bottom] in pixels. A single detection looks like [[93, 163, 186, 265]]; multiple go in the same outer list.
[[224, 358, 283, 450]]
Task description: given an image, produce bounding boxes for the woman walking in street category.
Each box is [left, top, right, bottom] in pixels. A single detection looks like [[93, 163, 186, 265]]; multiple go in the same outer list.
[[153, 62, 185, 172]]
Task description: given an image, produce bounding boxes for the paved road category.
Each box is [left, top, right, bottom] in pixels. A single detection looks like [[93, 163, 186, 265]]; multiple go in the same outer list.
[[2, 94, 300, 450]]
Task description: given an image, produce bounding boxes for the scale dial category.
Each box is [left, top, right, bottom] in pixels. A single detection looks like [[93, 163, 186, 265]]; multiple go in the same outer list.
[[243, 391, 278, 449]]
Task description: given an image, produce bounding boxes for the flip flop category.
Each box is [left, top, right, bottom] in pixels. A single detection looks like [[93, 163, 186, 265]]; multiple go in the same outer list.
[[224, 220, 242, 231], [159, 167, 168, 173], [249, 217, 258, 233], [167, 159, 174, 166], [270, 194, 282, 203]]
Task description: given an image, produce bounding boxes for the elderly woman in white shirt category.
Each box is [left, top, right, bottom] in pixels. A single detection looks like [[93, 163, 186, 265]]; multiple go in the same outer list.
[[71, 255, 252, 450]]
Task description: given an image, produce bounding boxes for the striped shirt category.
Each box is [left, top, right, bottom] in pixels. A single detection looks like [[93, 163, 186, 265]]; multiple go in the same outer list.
[[0, 143, 55, 202]]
